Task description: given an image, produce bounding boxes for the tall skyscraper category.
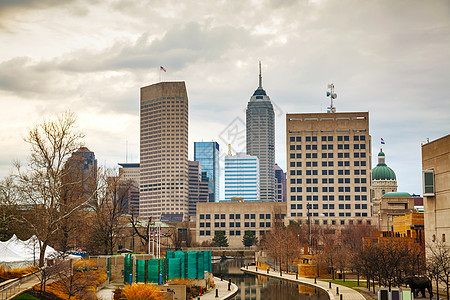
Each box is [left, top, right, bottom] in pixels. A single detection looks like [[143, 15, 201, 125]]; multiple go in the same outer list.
[[194, 141, 220, 202], [224, 152, 260, 201], [246, 63, 275, 202], [140, 82, 189, 220], [188, 161, 209, 219], [286, 112, 372, 226], [274, 164, 287, 202]]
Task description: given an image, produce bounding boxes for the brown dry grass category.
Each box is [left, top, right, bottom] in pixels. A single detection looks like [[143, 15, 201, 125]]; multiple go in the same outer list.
[[0, 265, 39, 279], [122, 283, 164, 300]]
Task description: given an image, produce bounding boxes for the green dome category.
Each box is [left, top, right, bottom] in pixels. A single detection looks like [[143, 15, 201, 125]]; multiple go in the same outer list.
[[382, 192, 411, 198], [372, 150, 396, 180], [372, 164, 396, 180]]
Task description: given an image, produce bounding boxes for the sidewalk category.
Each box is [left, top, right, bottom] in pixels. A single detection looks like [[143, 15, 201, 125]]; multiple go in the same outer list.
[[97, 277, 238, 300], [198, 277, 238, 300], [0, 274, 40, 300], [241, 266, 366, 300]]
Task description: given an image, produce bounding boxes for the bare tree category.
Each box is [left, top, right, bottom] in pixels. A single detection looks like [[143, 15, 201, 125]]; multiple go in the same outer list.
[[55, 260, 98, 300], [427, 239, 450, 299], [87, 172, 130, 255], [12, 112, 98, 266], [0, 176, 22, 240], [129, 215, 153, 252], [34, 260, 69, 296]]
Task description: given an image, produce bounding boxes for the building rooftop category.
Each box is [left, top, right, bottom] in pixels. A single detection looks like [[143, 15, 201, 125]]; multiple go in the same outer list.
[[382, 192, 412, 198]]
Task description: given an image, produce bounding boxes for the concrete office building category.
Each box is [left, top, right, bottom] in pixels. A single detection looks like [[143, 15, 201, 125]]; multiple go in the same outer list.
[[224, 152, 260, 201], [188, 161, 209, 220], [246, 63, 275, 201], [118, 163, 140, 185], [140, 82, 189, 220], [118, 163, 140, 217], [196, 201, 286, 247], [286, 112, 372, 226], [194, 142, 220, 202], [422, 134, 450, 246], [275, 164, 287, 202]]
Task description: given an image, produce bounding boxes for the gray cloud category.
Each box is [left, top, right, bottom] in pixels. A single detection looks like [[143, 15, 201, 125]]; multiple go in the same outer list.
[[0, 0, 449, 196]]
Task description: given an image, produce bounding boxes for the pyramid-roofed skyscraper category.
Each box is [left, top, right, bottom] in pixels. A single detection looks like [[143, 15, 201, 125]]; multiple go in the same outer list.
[[246, 62, 275, 201]]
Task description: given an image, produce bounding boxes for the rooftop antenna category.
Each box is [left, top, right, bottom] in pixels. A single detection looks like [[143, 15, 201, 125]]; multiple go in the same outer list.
[[326, 83, 337, 113], [258, 61, 263, 88], [126, 139, 128, 163]]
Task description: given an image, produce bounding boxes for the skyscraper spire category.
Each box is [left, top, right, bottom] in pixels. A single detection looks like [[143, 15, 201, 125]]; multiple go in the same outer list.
[[259, 61, 262, 88]]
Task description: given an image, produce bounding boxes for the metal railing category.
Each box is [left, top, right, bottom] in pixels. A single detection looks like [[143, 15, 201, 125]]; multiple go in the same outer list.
[[0, 272, 36, 300]]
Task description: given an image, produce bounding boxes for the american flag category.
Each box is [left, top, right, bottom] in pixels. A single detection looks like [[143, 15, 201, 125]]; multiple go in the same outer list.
[[160, 66, 166, 72], [381, 138, 385, 145]]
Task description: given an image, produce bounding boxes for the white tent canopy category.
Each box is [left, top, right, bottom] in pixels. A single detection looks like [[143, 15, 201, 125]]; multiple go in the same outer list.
[[0, 234, 59, 268]]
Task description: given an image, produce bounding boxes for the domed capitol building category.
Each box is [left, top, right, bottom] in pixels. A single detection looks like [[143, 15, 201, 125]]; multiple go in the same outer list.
[[371, 149, 398, 216]]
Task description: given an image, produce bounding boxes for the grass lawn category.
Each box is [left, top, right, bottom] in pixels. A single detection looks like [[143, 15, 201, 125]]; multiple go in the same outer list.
[[322, 279, 366, 288], [12, 293, 40, 300]]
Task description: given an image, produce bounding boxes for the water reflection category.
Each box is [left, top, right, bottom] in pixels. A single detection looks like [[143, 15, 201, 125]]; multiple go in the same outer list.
[[212, 258, 328, 300]]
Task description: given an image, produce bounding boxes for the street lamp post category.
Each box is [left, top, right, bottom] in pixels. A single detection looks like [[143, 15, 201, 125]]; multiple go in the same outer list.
[[307, 203, 311, 254]]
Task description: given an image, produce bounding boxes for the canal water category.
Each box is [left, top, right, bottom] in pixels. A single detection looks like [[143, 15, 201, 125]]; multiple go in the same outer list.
[[212, 258, 328, 300]]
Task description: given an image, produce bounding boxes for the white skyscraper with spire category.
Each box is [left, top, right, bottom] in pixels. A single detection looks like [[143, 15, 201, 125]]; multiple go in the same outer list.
[[246, 62, 275, 202]]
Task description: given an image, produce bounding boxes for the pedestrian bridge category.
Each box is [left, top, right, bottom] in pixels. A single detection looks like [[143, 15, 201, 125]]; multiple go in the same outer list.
[[186, 247, 256, 258]]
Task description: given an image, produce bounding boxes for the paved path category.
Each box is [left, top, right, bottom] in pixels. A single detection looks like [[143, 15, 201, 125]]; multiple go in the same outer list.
[[97, 277, 238, 300], [241, 266, 366, 300], [0, 274, 41, 300], [198, 277, 238, 300]]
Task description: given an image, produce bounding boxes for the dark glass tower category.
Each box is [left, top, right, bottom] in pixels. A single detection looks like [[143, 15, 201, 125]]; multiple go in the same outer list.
[[246, 63, 275, 201], [194, 142, 220, 202]]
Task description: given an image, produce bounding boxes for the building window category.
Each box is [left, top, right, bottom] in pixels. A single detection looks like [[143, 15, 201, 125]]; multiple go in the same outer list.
[[423, 170, 435, 196]]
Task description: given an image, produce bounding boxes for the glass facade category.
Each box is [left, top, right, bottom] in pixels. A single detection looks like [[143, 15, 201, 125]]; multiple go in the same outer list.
[[224, 153, 259, 201], [194, 142, 220, 202]]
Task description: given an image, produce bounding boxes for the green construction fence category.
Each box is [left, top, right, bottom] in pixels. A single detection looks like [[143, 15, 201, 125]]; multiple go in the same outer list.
[[129, 251, 211, 284]]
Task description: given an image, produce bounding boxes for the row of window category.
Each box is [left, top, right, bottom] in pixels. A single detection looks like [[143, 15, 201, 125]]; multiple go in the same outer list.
[[290, 195, 368, 201], [199, 213, 272, 220], [289, 169, 367, 176], [288, 218, 371, 225], [290, 186, 368, 193], [290, 178, 367, 184], [290, 152, 367, 159], [289, 144, 367, 151], [289, 161, 367, 168], [291, 212, 369, 217], [289, 135, 366, 142], [290, 203, 368, 210], [199, 230, 265, 236], [199, 222, 272, 228]]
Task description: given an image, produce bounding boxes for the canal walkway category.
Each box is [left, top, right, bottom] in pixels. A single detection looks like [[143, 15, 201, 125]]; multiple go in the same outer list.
[[97, 277, 238, 300], [198, 277, 238, 300], [241, 265, 366, 300]]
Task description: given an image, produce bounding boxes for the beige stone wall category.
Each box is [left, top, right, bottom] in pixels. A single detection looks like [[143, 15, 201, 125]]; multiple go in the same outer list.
[[371, 179, 397, 217], [378, 195, 415, 231], [422, 134, 450, 245]]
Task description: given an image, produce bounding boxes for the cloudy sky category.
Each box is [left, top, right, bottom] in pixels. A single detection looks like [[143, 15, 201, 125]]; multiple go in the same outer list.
[[0, 0, 448, 198]]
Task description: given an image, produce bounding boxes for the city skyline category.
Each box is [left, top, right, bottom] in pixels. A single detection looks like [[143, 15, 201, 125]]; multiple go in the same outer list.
[[0, 1, 448, 198]]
